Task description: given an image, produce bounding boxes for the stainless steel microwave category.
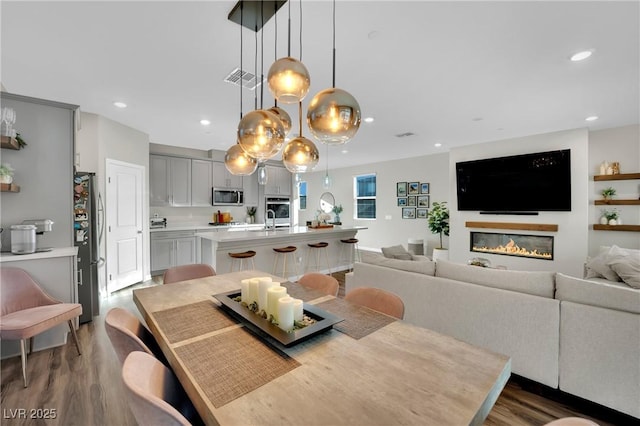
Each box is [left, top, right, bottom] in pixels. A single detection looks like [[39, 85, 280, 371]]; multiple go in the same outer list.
[[212, 188, 244, 206]]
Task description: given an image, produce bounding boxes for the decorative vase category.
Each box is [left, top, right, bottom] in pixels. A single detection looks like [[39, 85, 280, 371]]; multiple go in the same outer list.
[[432, 248, 449, 262], [608, 218, 618, 226], [0, 175, 12, 184], [335, 214, 340, 223], [599, 216, 608, 225]]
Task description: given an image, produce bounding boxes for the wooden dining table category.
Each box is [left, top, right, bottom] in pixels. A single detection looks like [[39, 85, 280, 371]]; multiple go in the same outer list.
[[133, 271, 511, 426]]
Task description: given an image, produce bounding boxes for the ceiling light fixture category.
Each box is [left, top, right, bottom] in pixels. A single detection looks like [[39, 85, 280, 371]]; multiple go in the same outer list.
[[267, 1, 310, 104], [322, 144, 332, 189], [225, 1, 258, 177], [364, 117, 375, 123], [282, 102, 319, 173], [585, 115, 599, 121], [267, 3, 292, 136], [570, 50, 593, 62], [113, 101, 127, 108], [307, 0, 361, 145], [434, 143, 442, 148], [200, 119, 211, 126]]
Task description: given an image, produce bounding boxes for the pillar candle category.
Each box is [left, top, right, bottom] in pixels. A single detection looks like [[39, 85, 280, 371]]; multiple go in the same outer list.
[[240, 278, 251, 303], [277, 296, 294, 331], [293, 298, 304, 322], [248, 278, 260, 307], [258, 277, 274, 312], [266, 285, 286, 321]]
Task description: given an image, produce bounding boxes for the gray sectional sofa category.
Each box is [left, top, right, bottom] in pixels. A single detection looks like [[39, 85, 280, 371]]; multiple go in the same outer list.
[[345, 251, 640, 418]]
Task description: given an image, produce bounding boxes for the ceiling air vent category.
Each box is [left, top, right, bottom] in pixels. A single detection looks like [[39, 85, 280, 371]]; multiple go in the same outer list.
[[224, 67, 264, 90], [395, 132, 415, 138]]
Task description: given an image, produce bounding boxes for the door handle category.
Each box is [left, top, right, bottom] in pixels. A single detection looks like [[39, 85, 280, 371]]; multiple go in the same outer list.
[[137, 230, 143, 234]]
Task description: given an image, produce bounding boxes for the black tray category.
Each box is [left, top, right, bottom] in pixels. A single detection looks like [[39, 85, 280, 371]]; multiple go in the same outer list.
[[214, 290, 343, 347]]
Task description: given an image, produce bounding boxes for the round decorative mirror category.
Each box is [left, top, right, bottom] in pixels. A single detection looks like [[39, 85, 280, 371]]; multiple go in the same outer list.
[[319, 192, 335, 213]]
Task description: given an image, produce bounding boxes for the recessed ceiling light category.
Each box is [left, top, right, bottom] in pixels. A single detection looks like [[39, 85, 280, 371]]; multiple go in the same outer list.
[[341, 149, 349, 154], [570, 50, 593, 61], [585, 116, 599, 121], [364, 117, 375, 123], [200, 119, 211, 126], [434, 143, 442, 148], [113, 101, 127, 108]]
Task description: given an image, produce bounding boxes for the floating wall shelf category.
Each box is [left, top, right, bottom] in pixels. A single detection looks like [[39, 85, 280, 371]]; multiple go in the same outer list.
[[594, 199, 640, 205], [465, 222, 558, 232], [592, 224, 640, 232], [593, 173, 640, 181], [0, 183, 20, 192], [0, 136, 19, 150]]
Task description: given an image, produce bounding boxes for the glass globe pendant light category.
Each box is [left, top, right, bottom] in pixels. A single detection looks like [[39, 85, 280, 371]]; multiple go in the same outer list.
[[267, 1, 310, 104], [225, 143, 257, 175], [237, 109, 285, 162], [283, 102, 319, 173], [307, 0, 361, 145], [268, 106, 292, 135]]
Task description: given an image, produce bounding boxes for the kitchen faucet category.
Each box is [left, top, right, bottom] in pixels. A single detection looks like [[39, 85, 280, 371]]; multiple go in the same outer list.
[[266, 209, 276, 230]]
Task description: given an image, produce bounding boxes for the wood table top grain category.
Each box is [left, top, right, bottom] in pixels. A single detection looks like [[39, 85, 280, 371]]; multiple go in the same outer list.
[[133, 271, 511, 426]]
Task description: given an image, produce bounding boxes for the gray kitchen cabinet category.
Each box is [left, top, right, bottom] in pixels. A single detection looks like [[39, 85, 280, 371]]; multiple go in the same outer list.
[[213, 161, 243, 189], [191, 159, 213, 206], [150, 231, 196, 274], [264, 165, 292, 196], [149, 155, 192, 206]]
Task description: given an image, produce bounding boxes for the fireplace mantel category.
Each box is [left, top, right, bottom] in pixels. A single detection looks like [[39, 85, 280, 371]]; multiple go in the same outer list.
[[465, 221, 558, 232]]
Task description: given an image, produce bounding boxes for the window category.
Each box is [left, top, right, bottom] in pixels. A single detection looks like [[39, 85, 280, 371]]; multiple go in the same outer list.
[[299, 181, 307, 210], [354, 173, 376, 219]]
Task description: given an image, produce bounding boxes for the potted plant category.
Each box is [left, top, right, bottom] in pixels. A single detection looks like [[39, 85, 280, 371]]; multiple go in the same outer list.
[[332, 204, 343, 223], [0, 163, 14, 184], [427, 201, 450, 261], [601, 187, 616, 200], [601, 208, 620, 225]]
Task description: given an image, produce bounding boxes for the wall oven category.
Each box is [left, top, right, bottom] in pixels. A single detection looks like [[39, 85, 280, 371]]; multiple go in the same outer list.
[[212, 188, 244, 206], [265, 197, 291, 227]]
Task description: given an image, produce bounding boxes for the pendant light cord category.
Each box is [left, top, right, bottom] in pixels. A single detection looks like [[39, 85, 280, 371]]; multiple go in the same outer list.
[[299, 0, 303, 61], [254, 24, 258, 110], [260, 0, 264, 110], [274, 1, 279, 108], [332, 0, 336, 88], [239, 2, 243, 119], [287, 0, 291, 57]]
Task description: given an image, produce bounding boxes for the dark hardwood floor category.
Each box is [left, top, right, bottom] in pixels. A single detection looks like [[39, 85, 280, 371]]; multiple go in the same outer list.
[[0, 271, 634, 425]]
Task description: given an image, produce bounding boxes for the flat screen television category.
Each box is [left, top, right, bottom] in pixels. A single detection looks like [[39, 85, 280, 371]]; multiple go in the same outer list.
[[456, 149, 571, 212]]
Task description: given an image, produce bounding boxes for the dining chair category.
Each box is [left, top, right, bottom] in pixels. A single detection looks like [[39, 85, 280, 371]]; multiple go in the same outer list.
[[0, 267, 82, 387], [162, 264, 216, 284], [344, 287, 405, 319], [544, 418, 600, 426], [105, 307, 166, 365], [122, 351, 202, 426], [297, 273, 340, 297]]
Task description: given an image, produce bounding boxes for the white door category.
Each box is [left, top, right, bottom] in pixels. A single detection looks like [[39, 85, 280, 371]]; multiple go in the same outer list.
[[106, 159, 144, 293]]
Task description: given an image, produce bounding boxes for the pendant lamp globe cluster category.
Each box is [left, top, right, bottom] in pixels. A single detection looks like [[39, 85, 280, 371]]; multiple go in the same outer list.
[[225, 0, 360, 181]]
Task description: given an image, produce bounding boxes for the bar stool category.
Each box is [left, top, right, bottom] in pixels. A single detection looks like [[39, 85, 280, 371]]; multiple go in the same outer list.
[[305, 242, 331, 274], [228, 250, 256, 272], [272, 246, 298, 279], [338, 238, 361, 272]]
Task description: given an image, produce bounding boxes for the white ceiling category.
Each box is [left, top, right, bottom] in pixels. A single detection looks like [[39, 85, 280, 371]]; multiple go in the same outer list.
[[2, 1, 638, 170]]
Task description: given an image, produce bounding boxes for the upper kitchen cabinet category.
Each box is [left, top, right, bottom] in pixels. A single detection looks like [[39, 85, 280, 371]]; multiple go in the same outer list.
[[191, 159, 213, 206], [264, 165, 292, 196], [150, 155, 192, 207], [213, 161, 243, 189]]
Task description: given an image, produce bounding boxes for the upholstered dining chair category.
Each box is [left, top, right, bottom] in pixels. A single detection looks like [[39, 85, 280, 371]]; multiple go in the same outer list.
[[345, 287, 405, 319], [0, 267, 82, 387], [105, 307, 167, 366], [162, 264, 216, 284], [297, 273, 340, 297], [122, 351, 202, 426]]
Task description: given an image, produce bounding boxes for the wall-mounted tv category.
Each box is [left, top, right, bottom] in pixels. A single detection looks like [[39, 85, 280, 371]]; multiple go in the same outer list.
[[456, 149, 571, 212]]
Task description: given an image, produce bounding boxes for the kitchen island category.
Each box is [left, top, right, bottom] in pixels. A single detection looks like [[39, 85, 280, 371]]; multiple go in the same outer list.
[[198, 225, 366, 279]]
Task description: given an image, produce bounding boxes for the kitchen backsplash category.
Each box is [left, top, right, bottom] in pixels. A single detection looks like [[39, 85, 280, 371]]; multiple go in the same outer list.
[[150, 205, 260, 225]]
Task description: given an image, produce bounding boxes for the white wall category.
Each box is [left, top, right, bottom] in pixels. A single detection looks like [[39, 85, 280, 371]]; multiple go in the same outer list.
[[297, 152, 450, 256], [448, 128, 589, 277], [588, 124, 640, 254], [77, 112, 150, 295]]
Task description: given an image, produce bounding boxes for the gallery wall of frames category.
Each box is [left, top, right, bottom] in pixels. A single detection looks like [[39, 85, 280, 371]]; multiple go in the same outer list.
[[396, 181, 430, 219]]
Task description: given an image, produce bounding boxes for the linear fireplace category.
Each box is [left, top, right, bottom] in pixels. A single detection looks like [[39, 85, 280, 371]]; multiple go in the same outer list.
[[470, 231, 554, 260]]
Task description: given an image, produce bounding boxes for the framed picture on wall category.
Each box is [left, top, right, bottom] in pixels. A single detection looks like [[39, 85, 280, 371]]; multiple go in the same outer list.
[[407, 196, 416, 206], [417, 195, 430, 208], [416, 208, 428, 219], [402, 207, 416, 219], [397, 182, 407, 197], [408, 182, 419, 195], [420, 183, 430, 194], [397, 198, 407, 206]]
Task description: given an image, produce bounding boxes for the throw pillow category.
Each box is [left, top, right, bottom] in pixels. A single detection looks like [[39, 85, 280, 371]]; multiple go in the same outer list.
[[606, 246, 640, 289], [585, 247, 620, 282], [381, 245, 413, 260]]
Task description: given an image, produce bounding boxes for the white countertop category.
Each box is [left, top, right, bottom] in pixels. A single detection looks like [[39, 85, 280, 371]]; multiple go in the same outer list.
[[197, 225, 366, 243], [0, 246, 78, 263]]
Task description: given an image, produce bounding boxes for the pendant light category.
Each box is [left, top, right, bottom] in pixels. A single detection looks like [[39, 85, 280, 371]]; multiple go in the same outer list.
[[283, 102, 319, 173], [267, 0, 310, 104], [225, 2, 258, 176], [307, 0, 361, 145], [237, 9, 285, 164], [257, 164, 268, 185], [322, 144, 332, 189]]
